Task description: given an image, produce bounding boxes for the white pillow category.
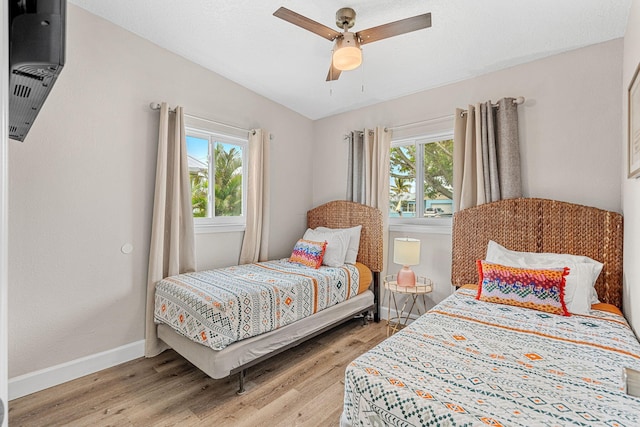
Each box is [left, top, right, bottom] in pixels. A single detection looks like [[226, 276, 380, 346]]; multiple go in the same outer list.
[[486, 240, 603, 315], [302, 228, 349, 267], [316, 225, 362, 265]]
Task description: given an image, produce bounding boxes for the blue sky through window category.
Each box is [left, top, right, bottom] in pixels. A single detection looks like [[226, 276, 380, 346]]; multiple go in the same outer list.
[[186, 135, 208, 162]]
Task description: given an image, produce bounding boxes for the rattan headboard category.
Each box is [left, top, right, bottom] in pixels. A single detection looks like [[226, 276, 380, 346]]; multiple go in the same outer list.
[[451, 198, 623, 308], [307, 200, 383, 273]]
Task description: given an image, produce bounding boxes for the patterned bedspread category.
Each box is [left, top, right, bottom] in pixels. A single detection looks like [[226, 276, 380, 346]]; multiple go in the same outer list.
[[342, 287, 640, 426], [155, 259, 361, 350]]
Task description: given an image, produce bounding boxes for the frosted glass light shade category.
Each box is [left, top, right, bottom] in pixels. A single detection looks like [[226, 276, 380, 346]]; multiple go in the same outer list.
[[333, 46, 362, 70], [332, 33, 362, 71], [394, 238, 421, 266]]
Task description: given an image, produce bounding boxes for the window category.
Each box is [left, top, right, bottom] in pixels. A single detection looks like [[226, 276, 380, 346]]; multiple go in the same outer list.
[[186, 127, 247, 230], [389, 132, 454, 221]]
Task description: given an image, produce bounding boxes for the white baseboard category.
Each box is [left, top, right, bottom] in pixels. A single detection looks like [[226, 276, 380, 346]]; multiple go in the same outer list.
[[9, 340, 145, 400], [379, 305, 421, 323], [7, 308, 419, 401]]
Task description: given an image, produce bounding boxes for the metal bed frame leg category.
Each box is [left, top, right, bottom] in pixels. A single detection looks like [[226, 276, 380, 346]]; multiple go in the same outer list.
[[237, 369, 247, 395], [361, 312, 369, 326]]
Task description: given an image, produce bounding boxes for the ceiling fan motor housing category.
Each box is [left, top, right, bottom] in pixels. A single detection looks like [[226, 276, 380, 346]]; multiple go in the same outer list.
[[336, 7, 356, 30]]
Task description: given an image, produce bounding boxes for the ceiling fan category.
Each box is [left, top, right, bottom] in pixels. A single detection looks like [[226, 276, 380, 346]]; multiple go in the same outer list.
[[273, 7, 432, 81]]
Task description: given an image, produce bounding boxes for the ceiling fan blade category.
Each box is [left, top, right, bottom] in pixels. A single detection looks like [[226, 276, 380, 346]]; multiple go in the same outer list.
[[273, 7, 341, 41], [357, 13, 431, 45], [326, 61, 342, 81]]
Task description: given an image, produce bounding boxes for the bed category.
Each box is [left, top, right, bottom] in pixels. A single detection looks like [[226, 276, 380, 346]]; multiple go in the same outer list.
[[151, 200, 383, 393], [341, 198, 640, 426]]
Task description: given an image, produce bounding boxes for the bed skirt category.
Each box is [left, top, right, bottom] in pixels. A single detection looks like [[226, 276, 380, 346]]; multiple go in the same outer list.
[[158, 290, 374, 379]]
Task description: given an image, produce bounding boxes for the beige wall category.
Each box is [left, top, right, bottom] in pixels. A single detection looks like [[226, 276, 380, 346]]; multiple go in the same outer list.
[[7, 5, 314, 378], [623, 0, 640, 335], [313, 39, 623, 212], [313, 39, 623, 306], [7, 4, 633, 384]]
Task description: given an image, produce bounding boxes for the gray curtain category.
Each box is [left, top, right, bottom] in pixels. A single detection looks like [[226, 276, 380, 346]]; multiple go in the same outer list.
[[453, 97, 521, 211], [346, 126, 391, 270], [239, 129, 271, 264], [145, 102, 196, 357], [346, 127, 391, 210], [346, 131, 365, 204]]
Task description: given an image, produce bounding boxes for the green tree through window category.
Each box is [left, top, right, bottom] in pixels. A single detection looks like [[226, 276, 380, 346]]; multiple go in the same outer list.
[[186, 130, 246, 226], [214, 143, 242, 216], [390, 138, 453, 218], [190, 168, 208, 218]]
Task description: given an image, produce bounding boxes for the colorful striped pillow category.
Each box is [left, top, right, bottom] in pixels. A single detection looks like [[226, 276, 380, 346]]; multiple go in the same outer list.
[[289, 239, 327, 269], [476, 260, 570, 316]]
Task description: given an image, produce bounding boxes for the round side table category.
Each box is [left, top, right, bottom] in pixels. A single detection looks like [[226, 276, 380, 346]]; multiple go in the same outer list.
[[384, 275, 433, 336]]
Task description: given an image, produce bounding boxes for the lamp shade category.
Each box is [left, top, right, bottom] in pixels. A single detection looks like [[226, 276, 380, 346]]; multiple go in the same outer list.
[[332, 33, 362, 71], [393, 238, 421, 266]]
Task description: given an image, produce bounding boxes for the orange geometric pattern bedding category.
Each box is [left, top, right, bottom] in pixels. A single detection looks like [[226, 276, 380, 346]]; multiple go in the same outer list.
[[342, 287, 640, 426], [355, 262, 372, 295], [155, 259, 363, 350]]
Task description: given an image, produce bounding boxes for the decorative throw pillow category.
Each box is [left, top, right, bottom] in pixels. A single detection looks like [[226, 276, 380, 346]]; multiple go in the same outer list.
[[485, 240, 602, 315], [289, 239, 327, 269], [316, 225, 362, 264], [476, 260, 570, 316], [302, 228, 349, 267]]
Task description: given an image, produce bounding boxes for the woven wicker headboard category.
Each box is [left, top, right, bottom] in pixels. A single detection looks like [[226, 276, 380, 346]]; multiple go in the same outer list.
[[451, 198, 623, 308], [307, 200, 383, 273]]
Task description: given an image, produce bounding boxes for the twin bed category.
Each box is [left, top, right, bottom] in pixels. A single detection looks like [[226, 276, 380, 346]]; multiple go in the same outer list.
[[148, 200, 383, 393], [341, 198, 640, 426], [149, 197, 640, 425]]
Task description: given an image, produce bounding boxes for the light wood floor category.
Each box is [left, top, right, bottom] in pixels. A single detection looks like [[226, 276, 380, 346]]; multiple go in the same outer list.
[[9, 319, 387, 427]]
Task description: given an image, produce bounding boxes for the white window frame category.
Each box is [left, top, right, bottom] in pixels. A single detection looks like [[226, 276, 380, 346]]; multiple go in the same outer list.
[[389, 130, 454, 233], [186, 126, 248, 234]]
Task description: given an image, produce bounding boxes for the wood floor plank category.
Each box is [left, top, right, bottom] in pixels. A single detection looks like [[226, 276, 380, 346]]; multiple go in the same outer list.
[[235, 388, 303, 427], [279, 380, 345, 426], [8, 360, 166, 426], [9, 318, 387, 426]]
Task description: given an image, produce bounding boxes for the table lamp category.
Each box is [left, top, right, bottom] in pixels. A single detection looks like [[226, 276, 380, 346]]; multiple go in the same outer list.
[[394, 237, 421, 286]]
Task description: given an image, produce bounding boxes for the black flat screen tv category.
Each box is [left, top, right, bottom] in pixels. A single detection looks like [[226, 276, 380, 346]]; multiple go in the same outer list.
[[9, 0, 66, 142]]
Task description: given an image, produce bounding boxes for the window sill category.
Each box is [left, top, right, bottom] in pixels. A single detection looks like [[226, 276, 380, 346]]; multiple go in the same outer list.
[[389, 218, 452, 235], [194, 223, 246, 234]]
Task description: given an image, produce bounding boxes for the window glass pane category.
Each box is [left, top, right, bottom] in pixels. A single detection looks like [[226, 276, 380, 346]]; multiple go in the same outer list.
[[186, 135, 209, 218], [214, 141, 243, 217], [390, 145, 416, 218], [423, 139, 454, 217]]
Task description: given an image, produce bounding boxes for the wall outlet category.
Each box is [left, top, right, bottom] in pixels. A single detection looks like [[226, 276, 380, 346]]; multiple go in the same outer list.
[[624, 367, 640, 397]]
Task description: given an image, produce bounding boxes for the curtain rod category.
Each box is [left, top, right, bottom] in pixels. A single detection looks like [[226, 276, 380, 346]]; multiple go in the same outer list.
[[149, 102, 254, 135], [343, 130, 373, 140], [345, 96, 526, 137], [460, 96, 525, 116]]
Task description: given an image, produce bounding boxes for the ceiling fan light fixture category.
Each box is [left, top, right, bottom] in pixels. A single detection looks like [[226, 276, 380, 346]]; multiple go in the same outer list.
[[273, 7, 432, 81], [332, 33, 362, 71]]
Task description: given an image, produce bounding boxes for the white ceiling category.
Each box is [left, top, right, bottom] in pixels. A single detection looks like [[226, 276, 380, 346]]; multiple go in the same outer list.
[[69, 0, 631, 120]]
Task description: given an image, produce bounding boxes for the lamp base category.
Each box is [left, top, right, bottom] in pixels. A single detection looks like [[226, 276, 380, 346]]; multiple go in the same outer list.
[[397, 266, 416, 287]]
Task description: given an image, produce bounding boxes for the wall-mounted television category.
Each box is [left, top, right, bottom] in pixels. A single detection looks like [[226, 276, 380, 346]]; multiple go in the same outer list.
[[9, 0, 66, 142]]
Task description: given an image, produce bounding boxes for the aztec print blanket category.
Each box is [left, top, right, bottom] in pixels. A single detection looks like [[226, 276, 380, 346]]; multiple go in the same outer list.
[[155, 259, 361, 350], [342, 287, 640, 427]]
